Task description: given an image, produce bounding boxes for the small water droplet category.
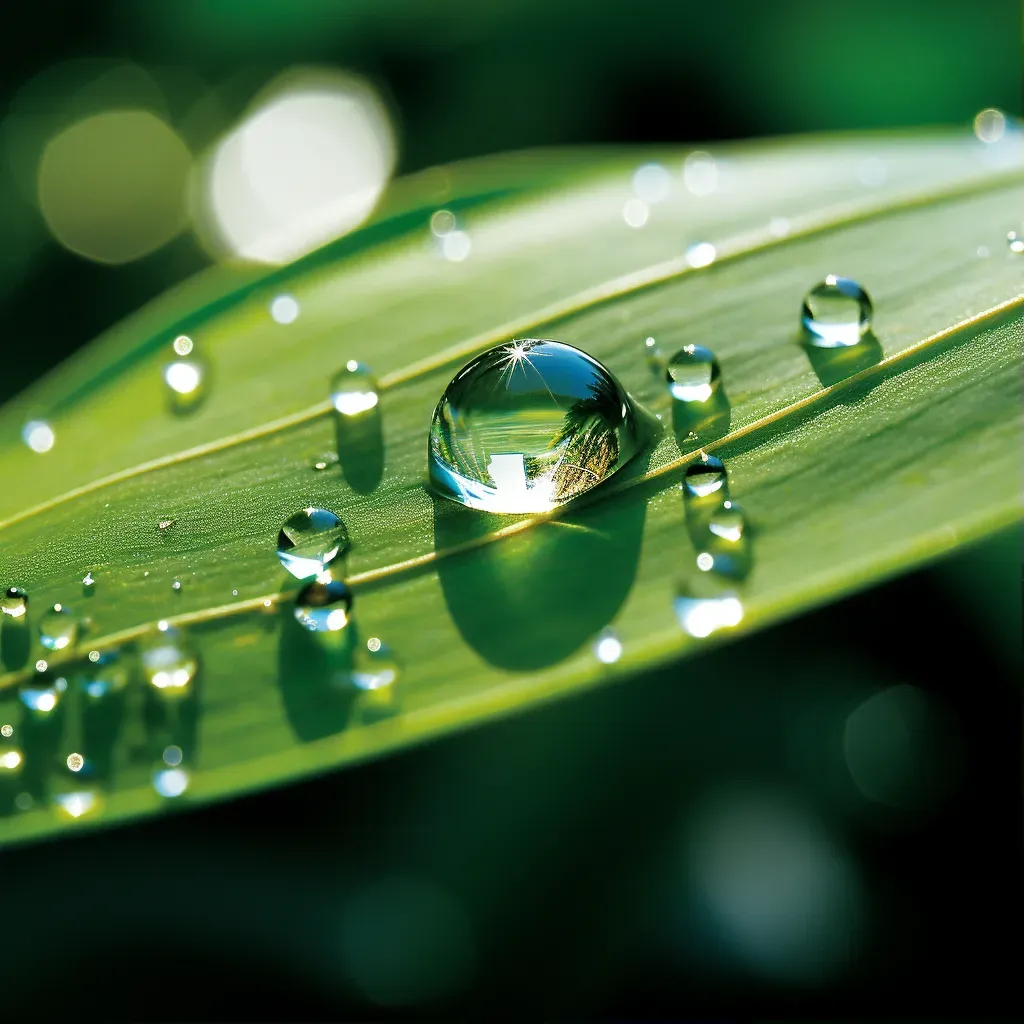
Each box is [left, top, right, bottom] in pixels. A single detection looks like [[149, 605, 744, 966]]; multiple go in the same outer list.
[[77, 647, 130, 700], [277, 508, 350, 579], [666, 345, 721, 404], [162, 744, 183, 766], [66, 752, 84, 772], [19, 669, 65, 715], [593, 628, 623, 664], [1008, 231, 1024, 253], [622, 197, 649, 228], [801, 276, 873, 348], [39, 604, 78, 651], [442, 230, 471, 261], [22, 420, 55, 453], [974, 107, 1006, 143], [643, 336, 665, 376], [231, 589, 239, 597], [685, 241, 717, 268], [348, 637, 399, 690], [35, 659, 48, 672], [294, 576, 353, 634], [141, 625, 197, 698], [171, 578, 182, 592], [428, 339, 644, 514], [82, 572, 96, 594], [270, 293, 300, 324], [632, 162, 671, 204], [2, 586, 28, 619], [330, 361, 380, 416], [430, 209, 456, 236], [674, 583, 744, 638], [683, 151, 718, 195], [311, 452, 339, 471], [682, 453, 728, 500], [163, 339, 207, 412], [0, 724, 12, 738]]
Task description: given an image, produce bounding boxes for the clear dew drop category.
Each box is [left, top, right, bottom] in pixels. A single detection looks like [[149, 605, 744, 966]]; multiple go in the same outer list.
[[666, 345, 721, 404], [153, 766, 190, 798], [270, 294, 300, 324], [19, 668, 66, 715], [428, 339, 644, 514], [348, 637, 399, 691], [643, 336, 665, 376], [1, 723, 13, 738], [39, 603, 78, 651], [801, 276, 873, 348], [311, 452, 339, 472], [330, 360, 380, 417], [172, 578, 183, 593], [77, 647, 130, 700], [277, 508, 350, 580], [82, 572, 96, 594], [685, 241, 717, 268], [0, 743, 23, 773], [141, 623, 197, 698], [1, 586, 28, 619], [294, 577, 353, 634], [163, 335, 207, 413], [682, 453, 728, 500], [1008, 231, 1024, 253]]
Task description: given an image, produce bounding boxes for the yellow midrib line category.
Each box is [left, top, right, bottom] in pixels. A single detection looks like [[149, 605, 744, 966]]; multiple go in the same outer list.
[[0, 291, 1019, 692], [0, 166, 1020, 536]]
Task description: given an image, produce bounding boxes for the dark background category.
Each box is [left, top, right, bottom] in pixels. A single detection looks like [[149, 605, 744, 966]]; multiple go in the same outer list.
[[1, 0, 1021, 1019]]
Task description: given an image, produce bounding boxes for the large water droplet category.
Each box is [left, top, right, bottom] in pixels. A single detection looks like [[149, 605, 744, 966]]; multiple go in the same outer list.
[[2, 586, 28, 619], [682, 453, 728, 500], [77, 648, 130, 701], [708, 499, 746, 545], [801, 276, 873, 348], [277, 508, 350, 579], [666, 345, 721, 404], [141, 623, 197, 698], [39, 603, 78, 651], [163, 337, 207, 413], [428, 339, 644, 514], [331, 360, 380, 416], [1008, 231, 1023, 253], [294, 577, 353, 634]]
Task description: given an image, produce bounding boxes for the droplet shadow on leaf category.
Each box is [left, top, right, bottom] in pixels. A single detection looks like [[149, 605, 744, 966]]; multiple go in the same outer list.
[[333, 405, 385, 494], [802, 330, 883, 389], [433, 479, 647, 672], [1, 620, 30, 671], [671, 391, 732, 453], [277, 611, 359, 742]]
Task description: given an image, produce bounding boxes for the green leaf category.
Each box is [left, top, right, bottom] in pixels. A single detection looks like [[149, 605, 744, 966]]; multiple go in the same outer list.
[[1, 130, 1021, 846]]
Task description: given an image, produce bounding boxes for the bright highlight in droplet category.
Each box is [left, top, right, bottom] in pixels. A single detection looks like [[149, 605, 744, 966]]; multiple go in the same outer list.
[[974, 108, 1006, 143], [622, 197, 649, 228], [173, 335, 194, 356], [204, 69, 396, 265], [675, 593, 743, 638], [442, 230, 471, 262], [164, 361, 202, 396], [768, 216, 791, 237], [594, 630, 623, 664], [686, 242, 717, 268], [0, 750, 21, 770], [67, 752, 84, 772], [696, 552, 715, 572], [22, 420, 55, 453], [367, 637, 382, 653], [154, 768, 189, 798], [632, 162, 671, 204], [0, 724, 12, 738], [430, 209, 456, 236], [270, 294, 300, 324], [683, 151, 718, 196], [54, 791, 98, 819]]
